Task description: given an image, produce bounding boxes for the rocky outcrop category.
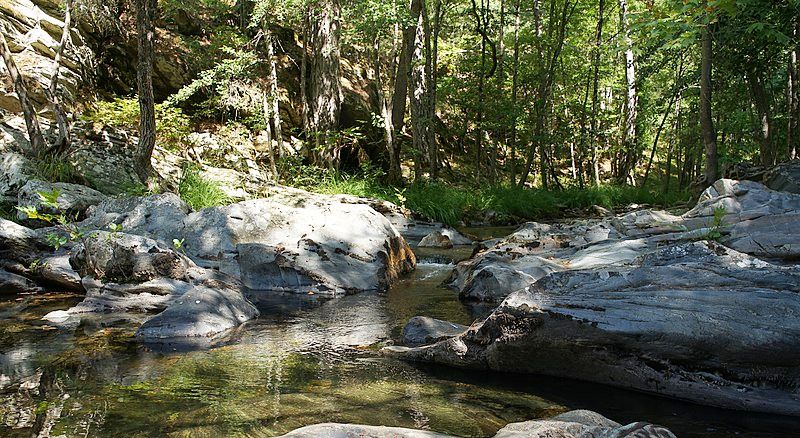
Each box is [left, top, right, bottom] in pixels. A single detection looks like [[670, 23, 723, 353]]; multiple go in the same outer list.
[[65, 231, 259, 340], [79, 191, 416, 295], [402, 316, 468, 347], [17, 179, 106, 222], [275, 410, 675, 438], [0, 0, 94, 113], [388, 241, 800, 416], [448, 221, 621, 302], [0, 151, 35, 203], [0, 269, 41, 294]]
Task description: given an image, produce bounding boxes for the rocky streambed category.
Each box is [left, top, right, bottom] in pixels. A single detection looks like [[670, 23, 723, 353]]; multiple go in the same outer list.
[[2, 175, 800, 436]]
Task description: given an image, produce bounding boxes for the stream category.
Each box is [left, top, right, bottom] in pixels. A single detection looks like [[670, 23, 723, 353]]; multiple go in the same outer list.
[[1, 232, 798, 437]]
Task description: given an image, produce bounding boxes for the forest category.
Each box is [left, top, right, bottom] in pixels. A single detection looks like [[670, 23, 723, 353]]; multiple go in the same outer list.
[[2, 1, 800, 437], [3, 0, 798, 224]]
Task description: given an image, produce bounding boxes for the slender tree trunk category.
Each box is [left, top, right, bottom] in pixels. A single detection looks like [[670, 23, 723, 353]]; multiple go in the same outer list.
[[135, 0, 157, 182], [700, 23, 717, 184], [262, 93, 278, 179], [309, 0, 342, 168], [374, 36, 400, 184], [664, 89, 682, 193], [643, 60, 683, 186], [509, 0, 521, 184], [46, 0, 73, 155], [392, 12, 414, 136], [424, 0, 438, 179], [0, 33, 47, 156], [618, 0, 638, 183], [300, 7, 311, 134], [409, 0, 431, 181], [789, 18, 799, 160], [518, 0, 574, 187], [748, 71, 774, 166], [266, 29, 284, 160], [589, 0, 605, 186]]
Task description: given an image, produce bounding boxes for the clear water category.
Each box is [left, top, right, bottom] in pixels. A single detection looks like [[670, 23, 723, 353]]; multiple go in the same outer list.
[[1, 247, 798, 437]]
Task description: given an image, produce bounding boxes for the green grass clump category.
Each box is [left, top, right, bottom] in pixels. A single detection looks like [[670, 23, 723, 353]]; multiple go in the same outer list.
[[301, 171, 690, 226], [33, 155, 81, 184], [178, 166, 231, 210]]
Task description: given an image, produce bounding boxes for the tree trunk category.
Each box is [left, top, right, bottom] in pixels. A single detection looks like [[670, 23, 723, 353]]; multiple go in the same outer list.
[[374, 36, 400, 184], [700, 24, 717, 184], [135, 0, 157, 182], [0, 33, 47, 157], [309, 0, 342, 168], [663, 88, 683, 193], [300, 7, 311, 134], [425, 0, 438, 179], [392, 14, 414, 136], [409, 0, 432, 181], [262, 92, 278, 179], [46, 0, 73, 155], [509, 0, 521, 184], [789, 18, 799, 160], [266, 29, 284, 161], [643, 60, 683, 186], [748, 71, 774, 166], [618, 0, 638, 183], [589, 0, 605, 186], [517, 0, 573, 187]]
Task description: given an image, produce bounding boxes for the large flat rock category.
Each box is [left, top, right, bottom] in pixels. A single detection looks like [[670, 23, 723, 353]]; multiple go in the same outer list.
[[390, 241, 800, 416]]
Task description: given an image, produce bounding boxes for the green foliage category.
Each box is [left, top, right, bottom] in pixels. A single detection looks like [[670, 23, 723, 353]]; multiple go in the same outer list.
[[178, 166, 231, 210], [33, 155, 81, 184], [703, 205, 729, 241], [83, 97, 192, 151]]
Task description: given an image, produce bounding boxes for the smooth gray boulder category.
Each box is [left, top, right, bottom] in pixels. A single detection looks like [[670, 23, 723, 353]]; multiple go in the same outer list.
[[495, 410, 676, 438], [402, 316, 468, 347], [275, 423, 455, 438], [274, 411, 676, 438], [448, 221, 622, 302], [389, 241, 800, 416], [0, 269, 41, 294], [418, 229, 473, 248], [80, 191, 416, 295], [135, 283, 259, 340], [764, 160, 800, 194], [63, 230, 259, 339], [17, 180, 106, 222]]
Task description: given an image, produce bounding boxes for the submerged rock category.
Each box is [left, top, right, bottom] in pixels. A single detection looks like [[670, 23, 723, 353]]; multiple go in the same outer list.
[[390, 241, 800, 416], [402, 316, 468, 347], [275, 410, 675, 438]]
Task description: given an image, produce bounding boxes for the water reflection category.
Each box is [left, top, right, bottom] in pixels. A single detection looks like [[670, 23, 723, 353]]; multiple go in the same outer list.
[[1, 259, 799, 437]]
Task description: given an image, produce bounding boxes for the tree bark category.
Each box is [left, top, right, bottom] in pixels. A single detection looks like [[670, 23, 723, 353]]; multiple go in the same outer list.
[[428, 0, 443, 180], [262, 92, 278, 179], [300, 7, 311, 134], [409, 0, 432, 181], [700, 23, 717, 184], [135, 0, 157, 182], [618, 0, 638, 183], [309, 0, 342, 168], [392, 15, 414, 136], [0, 33, 47, 157]]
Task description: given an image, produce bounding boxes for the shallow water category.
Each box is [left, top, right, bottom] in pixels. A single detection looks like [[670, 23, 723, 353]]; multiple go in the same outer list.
[[1, 248, 799, 437]]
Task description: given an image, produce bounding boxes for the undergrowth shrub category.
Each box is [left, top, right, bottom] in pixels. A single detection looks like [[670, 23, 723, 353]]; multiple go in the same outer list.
[[83, 97, 192, 151], [178, 165, 231, 210]]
